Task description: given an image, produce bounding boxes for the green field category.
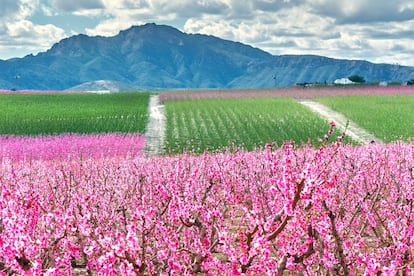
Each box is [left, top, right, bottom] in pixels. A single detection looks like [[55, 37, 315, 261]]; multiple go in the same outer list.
[[164, 98, 346, 153], [2, 91, 412, 153], [0, 93, 150, 135], [316, 95, 414, 142]]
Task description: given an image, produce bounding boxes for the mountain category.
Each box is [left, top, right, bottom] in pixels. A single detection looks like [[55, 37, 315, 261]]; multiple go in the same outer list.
[[231, 55, 414, 88], [1, 23, 413, 91], [67, 80, 144, 92]]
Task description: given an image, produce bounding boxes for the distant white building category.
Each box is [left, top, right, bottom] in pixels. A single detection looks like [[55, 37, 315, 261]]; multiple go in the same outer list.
[[334, 78, 355, 85]]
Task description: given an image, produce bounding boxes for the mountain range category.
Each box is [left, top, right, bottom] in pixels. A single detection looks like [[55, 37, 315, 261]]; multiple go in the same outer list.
[[1, 23, 413, 91]]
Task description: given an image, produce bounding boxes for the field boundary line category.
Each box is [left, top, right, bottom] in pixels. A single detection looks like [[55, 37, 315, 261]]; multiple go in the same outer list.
[[144, 94, 166, 155], [298, 99, 383, 145]]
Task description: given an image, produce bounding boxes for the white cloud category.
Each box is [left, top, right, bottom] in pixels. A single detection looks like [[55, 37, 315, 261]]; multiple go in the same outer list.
[[183, 5, 337, 53], [151, 0, 229, 17], [48, 0, 105, 12], [180, 1, 414, 65], [82, 0, 153, 36], [40, 4, 56, 16], [309, 0, 414, 24], [1, 0, 414, 65], [0, 0, 68, 59], [0, 0, 38, 19], [85, 18, 144, 37], [5, 20, 66, 47], [72, 9, 104, 17], [83, 0, 170, 36]]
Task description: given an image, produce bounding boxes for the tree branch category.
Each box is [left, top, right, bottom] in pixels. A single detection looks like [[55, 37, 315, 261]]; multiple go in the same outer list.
[[322, 201, 349, 275], [267, 179, 305, 241]]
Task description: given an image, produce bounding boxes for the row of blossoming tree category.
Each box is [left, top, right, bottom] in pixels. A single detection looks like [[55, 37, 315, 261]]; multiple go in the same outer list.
[[0, 130, 413, 275]]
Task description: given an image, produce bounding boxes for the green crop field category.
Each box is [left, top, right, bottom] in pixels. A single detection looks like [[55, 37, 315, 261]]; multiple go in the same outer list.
[[164, 98, 347, 153], [0, 93, 150, 135], [316, 95, 414, 142]]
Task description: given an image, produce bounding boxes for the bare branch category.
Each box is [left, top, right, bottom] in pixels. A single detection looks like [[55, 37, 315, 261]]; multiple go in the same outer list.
[[322, 201, 349, 275], [267, 179, 305, 241]]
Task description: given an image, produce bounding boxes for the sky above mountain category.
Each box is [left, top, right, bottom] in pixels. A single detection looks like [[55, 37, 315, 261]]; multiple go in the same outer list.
[[1, 0, 414, 66]]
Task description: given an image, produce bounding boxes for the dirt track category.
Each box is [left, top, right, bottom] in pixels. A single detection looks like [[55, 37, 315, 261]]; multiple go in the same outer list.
[[144, 95, 166, 155], [298, 99, 382, 144]]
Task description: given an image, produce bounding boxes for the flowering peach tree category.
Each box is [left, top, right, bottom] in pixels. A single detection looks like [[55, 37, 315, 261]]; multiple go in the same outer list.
[[0, 130, 413, 274]]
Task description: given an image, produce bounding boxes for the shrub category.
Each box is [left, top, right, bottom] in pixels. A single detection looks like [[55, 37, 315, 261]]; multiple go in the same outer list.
[[348, 74, 366, 83]]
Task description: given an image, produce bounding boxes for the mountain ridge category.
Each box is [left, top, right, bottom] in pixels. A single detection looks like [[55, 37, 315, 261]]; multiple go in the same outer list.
[[1, 23, 413, 91]]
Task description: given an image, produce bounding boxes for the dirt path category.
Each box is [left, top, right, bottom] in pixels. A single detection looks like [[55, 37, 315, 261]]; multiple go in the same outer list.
[[144, 95, 166, 155], [298, 99, 383, 145]]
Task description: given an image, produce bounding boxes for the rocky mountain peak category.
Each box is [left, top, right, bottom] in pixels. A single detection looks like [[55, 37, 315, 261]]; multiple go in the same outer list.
[[1, 23, 413, 91]]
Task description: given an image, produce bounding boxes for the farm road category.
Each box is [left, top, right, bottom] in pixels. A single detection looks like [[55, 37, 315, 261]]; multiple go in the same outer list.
[[144, 95, 166, 155], [298, 99, 383, 145]]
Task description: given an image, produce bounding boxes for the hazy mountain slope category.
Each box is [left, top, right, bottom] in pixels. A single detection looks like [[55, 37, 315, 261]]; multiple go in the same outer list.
[[230, 55, 414, 88], [68, 80, 145, 92], [0, 23, 413, 90]]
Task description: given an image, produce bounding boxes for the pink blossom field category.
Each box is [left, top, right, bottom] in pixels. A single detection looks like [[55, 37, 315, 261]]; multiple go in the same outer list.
[[160, 85, 414, 102], [0, 90, 87, 95], [0, 133, 146, 161], [0, 128, 413, 275]]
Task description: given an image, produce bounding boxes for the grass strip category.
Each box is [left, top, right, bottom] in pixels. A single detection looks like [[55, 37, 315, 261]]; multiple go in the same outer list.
[[0, 93, 150, 135]]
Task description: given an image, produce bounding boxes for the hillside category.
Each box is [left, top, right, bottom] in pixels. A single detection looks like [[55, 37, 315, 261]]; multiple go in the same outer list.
[[231, 55, 413, 88], [67, 80, 144, 92], [0, 23, 413, 91]]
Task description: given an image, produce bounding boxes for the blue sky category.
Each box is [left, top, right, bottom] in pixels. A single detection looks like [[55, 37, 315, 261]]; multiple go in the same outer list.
[[1, 0, 414, 66]]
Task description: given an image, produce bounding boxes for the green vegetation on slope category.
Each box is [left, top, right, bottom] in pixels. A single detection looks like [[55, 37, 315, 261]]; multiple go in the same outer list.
[[0, 93, 150, 135], [165, 98, 345, 153], [317, 95, 414, 142]]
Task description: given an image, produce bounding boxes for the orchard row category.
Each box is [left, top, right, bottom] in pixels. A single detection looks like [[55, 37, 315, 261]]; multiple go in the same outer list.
[[0, 131, 412, 274]]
